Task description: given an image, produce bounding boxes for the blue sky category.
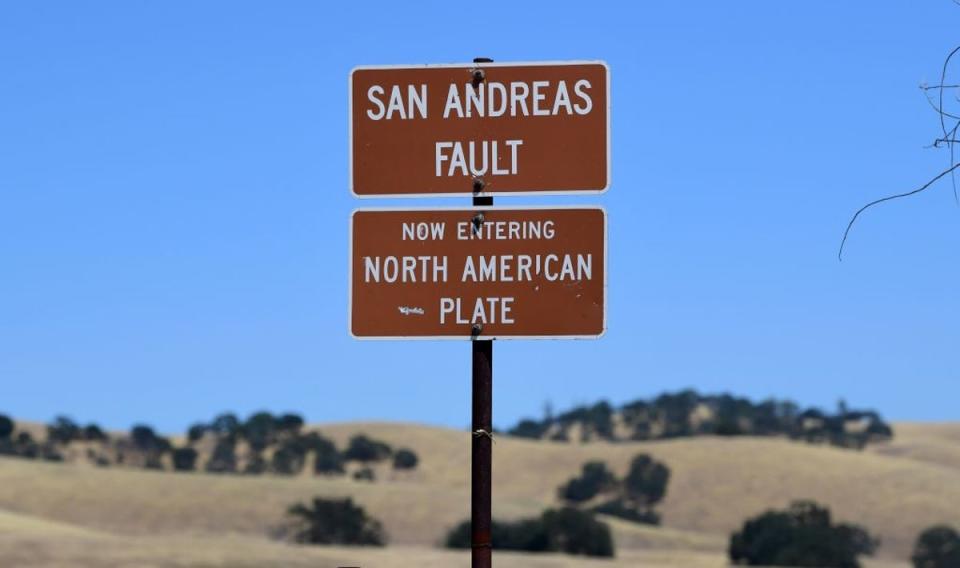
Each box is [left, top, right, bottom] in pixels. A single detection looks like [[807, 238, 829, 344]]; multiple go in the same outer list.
[[1, 2, 958, 433]]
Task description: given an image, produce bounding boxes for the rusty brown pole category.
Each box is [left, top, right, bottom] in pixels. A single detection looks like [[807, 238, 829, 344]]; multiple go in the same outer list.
[[471, 337, 492, 567], [471, 56, 494, 568]]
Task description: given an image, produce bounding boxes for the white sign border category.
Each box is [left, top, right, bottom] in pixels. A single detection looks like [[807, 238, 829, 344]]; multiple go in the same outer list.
[[348, 60, 611, 199], [348, 205, 608, 341]]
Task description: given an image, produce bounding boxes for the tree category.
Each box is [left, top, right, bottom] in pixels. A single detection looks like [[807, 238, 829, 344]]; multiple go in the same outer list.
[[244, 453, 268, 475], [15, 432, 38, 459], [187, 423, 207, 443], [558, 461, 616, 503], [343, 434, 392, 463], [912, 525, 960, 568], [210, 412, 240, 440], [272, 442, 306, 475], [507, 419, 548, 439], [623, 454, 670, 508], [0, 414, 14, 440], [243, 411, 277, 453], [729, 500, 877, 567], [392, 448, 418, 470], [206, 437, 237, 473], [311, 435, 345, 475], [276, 413, 305, 434], [287, 497, 386, 545], [131, 424, 158, 450], [82, 423, 108, 442], [47, 415, 80, 444], [172, 447, 198, 472]]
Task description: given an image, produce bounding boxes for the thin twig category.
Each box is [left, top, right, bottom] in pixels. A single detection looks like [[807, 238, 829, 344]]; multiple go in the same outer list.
[[938, 46, 960, 202], [838, 162, 960, 260]]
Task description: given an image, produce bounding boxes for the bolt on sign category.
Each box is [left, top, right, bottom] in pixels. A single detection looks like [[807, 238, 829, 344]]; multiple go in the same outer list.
[[350, 61, 609, 197], [349, 207, 606, 339]]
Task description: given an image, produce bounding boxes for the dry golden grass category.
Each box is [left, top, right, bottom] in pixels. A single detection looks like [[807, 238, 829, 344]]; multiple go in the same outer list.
[[0, 420, 956, 567]]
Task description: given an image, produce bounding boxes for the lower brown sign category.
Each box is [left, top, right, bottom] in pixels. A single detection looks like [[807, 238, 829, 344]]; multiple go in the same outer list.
[[350, 207, 606, 339]]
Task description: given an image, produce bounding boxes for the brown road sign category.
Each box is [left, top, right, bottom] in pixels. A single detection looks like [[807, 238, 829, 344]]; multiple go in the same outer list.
[[350, 207, 606, 339], [350, 61, 609, 197]]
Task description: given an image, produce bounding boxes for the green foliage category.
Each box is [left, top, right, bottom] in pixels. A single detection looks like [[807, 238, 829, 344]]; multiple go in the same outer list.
[[353, 466, 375, 481], [0, 414, 14, 440], [244, 453, 268, 475], [392, 448, 418, 470], [558, 461, 616, 503], [206, 437, 237, 473], [912, 525, 960, 568], [558, 454, 669, 526], [445, 507, 613, 557], [172, 447, 198, 472], [14, 432, 38, 459], [276, 413, 305, 434], [271, 442, 306, 475], [729, 500, 877, 567], [287, 497, 386, 546], [209, 413, 240, 440], [309, 434, 345, 475], [507, 418, 549, 439], [507, 390, 893, 450], [130, 424, 158, 450], [623, 454, 669, 506], [243, 411, 278, 453], [82, 423, 108, 442], [187, 423, 207, 443], [47, 415, 80, 444], [343, 434, 392, 463]]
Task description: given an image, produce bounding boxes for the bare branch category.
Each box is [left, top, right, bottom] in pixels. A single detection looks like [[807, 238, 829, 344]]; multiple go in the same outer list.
[[937, 46, 960, 202], [838, 162, 960, 261]]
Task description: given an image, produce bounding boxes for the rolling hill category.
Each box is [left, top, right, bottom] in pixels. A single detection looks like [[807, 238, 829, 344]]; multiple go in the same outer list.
[[0, 421, 957, 567]]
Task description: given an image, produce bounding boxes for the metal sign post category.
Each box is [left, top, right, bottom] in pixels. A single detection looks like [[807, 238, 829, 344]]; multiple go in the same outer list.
[[348, 55, 610, 568], [471, 75, 494, 563]]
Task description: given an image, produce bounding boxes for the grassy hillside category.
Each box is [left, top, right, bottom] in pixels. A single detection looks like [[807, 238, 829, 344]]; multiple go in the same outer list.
[[0, 421, 957, 567]]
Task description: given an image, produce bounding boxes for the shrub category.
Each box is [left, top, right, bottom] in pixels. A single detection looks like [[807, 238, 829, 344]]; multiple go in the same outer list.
[[445, 507, 613, 557], [912, 525, 960, 568], [353, 467, 375, 482], [729, 500, 877, 567], [172, 447, 198, 472], [287, 497, 386, 545], [392, 448, 418, 470], [343, 434, 392, 463], [558, 461, 616, 503]]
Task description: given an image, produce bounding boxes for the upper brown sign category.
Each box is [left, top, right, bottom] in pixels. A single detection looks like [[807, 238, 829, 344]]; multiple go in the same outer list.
[[350, 61, 609, 197], [350, 207, 606, 339]]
